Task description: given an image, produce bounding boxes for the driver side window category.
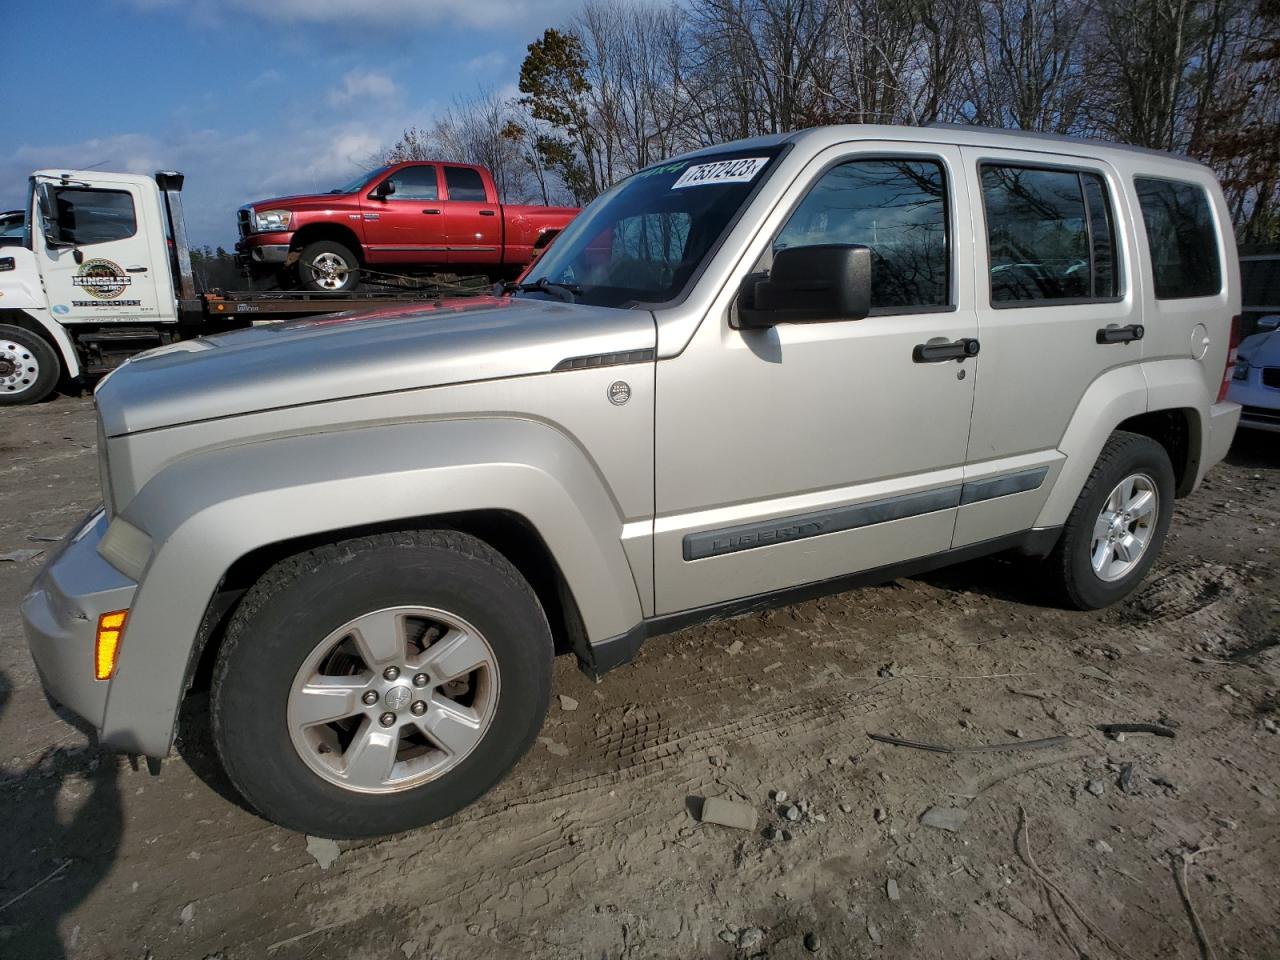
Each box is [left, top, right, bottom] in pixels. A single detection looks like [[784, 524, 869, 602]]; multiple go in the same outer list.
[[385, 166, 439, 201], [775, 158, 950, 312]]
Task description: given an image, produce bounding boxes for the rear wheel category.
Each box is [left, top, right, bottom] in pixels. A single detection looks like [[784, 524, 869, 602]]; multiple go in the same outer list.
[[211, 530, 553, 838], [1048, 431, 1175, 609], [0, 324, 59, 405], [297, 240, 360, 293]]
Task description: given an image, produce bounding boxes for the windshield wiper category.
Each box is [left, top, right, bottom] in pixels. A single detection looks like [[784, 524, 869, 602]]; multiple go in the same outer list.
[[506, 277, 581, 303]]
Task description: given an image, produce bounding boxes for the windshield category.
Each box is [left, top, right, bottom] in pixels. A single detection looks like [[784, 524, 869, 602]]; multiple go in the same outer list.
[[520, 147, 785, 308], [332, 166, 390, 194]]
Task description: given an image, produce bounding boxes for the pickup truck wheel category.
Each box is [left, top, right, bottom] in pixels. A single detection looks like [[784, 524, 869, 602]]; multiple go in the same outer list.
[[0, 325, 59, 406], [1048, 431, 1175, 609], [210, 530, 553, 838], [297, 240, 361, 293]]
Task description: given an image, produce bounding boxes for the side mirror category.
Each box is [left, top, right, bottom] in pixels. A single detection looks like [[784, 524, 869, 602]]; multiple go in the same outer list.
[[736, 243, 871, 329], [35, 182, 69, 247], [371, 179, 396, 200]]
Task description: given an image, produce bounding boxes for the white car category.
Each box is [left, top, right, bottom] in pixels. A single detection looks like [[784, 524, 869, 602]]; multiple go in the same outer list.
[[1228, 317, 1280, 432]]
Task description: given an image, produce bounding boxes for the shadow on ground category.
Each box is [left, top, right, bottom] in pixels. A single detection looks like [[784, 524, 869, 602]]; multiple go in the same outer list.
[[1225, 429, 1280, 468], [0, 671, 124, 960]]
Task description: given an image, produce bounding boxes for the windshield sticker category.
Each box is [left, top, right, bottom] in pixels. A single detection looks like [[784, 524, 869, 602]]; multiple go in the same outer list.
[[630, 161, 689, 183], [672, 157, 770, 189]]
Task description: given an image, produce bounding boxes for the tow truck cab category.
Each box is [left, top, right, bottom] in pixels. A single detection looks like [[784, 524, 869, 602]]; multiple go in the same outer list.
[[0, 170, 196, 402]]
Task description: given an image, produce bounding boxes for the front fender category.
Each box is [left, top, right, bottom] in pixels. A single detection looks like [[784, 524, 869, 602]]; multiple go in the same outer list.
[[101, 417, 643, 755]]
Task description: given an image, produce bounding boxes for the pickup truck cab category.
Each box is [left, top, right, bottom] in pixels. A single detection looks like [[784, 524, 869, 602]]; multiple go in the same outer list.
[[236, 161, 578, 291], [24, 125, 1241, 838]]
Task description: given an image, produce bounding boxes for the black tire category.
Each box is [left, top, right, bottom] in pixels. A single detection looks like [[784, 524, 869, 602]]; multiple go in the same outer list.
[[1048, 431, 1175, 610], [211, 530, 553, 838], [296, 240, 360, 293], [0, 324, 60, 405]]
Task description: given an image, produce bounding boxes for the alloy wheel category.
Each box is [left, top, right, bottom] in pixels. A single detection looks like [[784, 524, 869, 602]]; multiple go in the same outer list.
[[1089, 473, 1158, 582], [286, 606, 500, 794], [307, 252, 350, 290]]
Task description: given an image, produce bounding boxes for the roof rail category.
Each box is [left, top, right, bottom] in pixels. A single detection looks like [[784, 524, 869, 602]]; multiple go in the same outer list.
[[924, 122, 1196, 163]]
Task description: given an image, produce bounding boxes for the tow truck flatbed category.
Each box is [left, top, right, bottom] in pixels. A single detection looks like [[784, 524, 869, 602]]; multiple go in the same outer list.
[[188, 278, 492, 320]]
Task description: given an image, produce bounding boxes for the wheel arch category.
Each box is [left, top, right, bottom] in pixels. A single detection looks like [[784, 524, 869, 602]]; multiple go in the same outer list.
[[0, 307, 81, 380], [100, 417, 642, 756], [1114, 407, 1201, 497], [183, 509, 588, 705], [533, 228, 561, 250], [290, 223, 365, 263]]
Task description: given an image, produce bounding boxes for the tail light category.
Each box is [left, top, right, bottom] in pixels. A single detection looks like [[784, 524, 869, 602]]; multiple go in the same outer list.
[[1217, 314, 1241, 403]]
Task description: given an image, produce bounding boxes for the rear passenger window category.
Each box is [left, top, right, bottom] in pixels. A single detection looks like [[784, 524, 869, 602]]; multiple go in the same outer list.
[[981, 165, 1119, 304], [775, 158, 949, 311], [445, 167, 489, 202], [1134, 178, 1222, 299]]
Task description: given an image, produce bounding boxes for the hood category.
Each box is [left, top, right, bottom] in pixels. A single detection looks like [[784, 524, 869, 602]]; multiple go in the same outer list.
[[1239, 329, 1280, 366], [244, 192, 356, 211], [96, 296, 656, 437]]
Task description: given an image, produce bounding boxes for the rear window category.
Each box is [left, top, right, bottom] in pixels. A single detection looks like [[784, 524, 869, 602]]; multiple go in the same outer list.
[[445, 167, 488, 202], [980, 165, 1119, 304], [1134, 177, 1222, 299]]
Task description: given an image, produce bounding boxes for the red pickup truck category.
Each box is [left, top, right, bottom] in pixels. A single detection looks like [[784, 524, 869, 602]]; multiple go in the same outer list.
[[235, 161, 578, 291]]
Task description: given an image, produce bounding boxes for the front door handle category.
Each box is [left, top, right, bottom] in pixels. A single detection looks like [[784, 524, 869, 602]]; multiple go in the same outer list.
[[1096, 323, 1144, 344], [422, 208, 441, 215], [126, 266, 148, 273], [913, 338, 980, 363], [478, 209, 496, 216]]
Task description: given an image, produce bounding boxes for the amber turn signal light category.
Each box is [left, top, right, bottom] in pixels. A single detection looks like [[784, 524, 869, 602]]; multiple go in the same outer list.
[[95, 610, 128, 680]]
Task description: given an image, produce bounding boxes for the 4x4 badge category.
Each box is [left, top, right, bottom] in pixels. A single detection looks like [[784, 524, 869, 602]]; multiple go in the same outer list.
[[608, 380, 631, 406]]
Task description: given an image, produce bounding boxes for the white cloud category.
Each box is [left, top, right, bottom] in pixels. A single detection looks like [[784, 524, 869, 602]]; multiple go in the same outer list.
[[125, 0, 579, 30], [327, 69, 401, 108], [465, 51, 506, 73], [236, 0, 577, 29]]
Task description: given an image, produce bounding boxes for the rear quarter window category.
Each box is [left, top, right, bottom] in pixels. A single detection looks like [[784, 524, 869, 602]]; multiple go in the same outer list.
[[1134, 177, 1222, 299]]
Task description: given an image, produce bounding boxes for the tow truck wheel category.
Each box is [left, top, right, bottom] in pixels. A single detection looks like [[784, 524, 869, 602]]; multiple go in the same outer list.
[[297, 240, 361, 293], [0, 324, 59, 406]]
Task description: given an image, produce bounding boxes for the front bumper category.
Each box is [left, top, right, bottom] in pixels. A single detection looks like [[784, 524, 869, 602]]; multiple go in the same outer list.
[[20, 508, 137, 738], [235, 233, 294, 267], [1225, 372, 1280, 432]]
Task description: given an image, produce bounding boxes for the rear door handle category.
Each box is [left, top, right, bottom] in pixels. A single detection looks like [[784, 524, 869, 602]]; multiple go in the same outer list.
[[126, 266, 148, 273], [913, 338, 980, 363], [422, 208, 441, 215], [478, 209, 496, 216], [1096, 323, 1144, 344]]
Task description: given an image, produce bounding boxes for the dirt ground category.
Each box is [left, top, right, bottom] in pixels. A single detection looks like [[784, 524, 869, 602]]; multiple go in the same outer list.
[[1, 396, 1277, 960]]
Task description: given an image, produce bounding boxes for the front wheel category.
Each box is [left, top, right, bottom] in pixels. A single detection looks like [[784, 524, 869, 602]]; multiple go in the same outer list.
[[211, 530, 553, 838], [0, 324, 60, 405], [1048, 431, 1175, 609], [296, 240, 361, 293]]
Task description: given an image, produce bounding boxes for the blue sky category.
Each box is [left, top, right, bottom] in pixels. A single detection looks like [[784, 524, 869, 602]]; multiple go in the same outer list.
[[3, 0, 579, 249]]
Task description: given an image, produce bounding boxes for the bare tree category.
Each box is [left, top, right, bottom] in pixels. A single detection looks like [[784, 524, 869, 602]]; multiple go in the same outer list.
[[382, 90, 539, 203], [959, 0, 1092, 132]]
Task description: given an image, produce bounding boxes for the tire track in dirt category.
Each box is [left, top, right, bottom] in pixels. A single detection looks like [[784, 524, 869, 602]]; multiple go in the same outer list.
[[276, 675, 901, 950]]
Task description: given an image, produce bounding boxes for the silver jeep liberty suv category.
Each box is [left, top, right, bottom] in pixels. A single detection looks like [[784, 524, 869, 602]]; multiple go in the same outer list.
[[23, 124, 1241, 837]]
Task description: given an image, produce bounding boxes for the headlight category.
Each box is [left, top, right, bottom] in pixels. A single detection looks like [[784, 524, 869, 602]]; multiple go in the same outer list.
[[1233, 356, 1249, 380], [97, 518, 153, 581], [254, 209, 292, 232]]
